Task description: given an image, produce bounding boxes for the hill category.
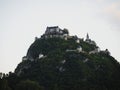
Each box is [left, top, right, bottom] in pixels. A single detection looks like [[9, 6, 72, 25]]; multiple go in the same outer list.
[[1, 26, 120, 90]]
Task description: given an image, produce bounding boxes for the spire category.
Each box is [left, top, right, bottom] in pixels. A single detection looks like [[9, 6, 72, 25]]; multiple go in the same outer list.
[[86, 33, 89, 40]]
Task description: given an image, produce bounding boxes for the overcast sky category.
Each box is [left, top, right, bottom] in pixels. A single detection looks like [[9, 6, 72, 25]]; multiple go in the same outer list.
[[0, 0, 120, 73]]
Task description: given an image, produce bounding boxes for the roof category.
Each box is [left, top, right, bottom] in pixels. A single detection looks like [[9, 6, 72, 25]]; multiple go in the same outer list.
[[47, 26, 59, 29]]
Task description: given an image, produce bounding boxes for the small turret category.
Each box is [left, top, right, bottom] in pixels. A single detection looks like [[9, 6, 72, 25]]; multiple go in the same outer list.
[[105, 49, 110, 55], [85, 33, 96, 45], [85, 33, 90, 43], [35, 37, 39, 41], [87, 33, 89, 40]]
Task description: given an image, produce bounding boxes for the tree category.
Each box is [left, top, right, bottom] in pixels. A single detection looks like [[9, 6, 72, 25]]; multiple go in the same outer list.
[[0, 79, 11, 90], [0, 72, 2, 79], [15, 79, 44, 90]]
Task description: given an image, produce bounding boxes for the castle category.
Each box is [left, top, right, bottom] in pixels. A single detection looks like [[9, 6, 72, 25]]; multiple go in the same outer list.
[[22, 26, 110, 61], [41, 26, 69, 39], [41, 26, 96, 45]]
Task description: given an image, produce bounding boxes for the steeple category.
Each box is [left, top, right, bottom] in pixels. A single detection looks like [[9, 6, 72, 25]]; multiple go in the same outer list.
[[86, 33, 89, 40]]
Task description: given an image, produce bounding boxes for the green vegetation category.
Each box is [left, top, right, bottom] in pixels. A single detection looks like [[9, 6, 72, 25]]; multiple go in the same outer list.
[[16, 80, 44, 90], [1, 37, 120, 90]]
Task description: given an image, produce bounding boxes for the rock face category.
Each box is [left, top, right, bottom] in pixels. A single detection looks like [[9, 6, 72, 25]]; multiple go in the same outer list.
[[14, 26, 120, 90]]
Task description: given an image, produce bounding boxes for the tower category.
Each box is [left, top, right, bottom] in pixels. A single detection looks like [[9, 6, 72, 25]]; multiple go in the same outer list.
[[86, 33, 89, 40], [85, 33, 91, 43]]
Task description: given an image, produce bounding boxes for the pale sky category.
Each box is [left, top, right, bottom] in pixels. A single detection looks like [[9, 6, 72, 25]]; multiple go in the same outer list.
[[0, 0, 120, 73]]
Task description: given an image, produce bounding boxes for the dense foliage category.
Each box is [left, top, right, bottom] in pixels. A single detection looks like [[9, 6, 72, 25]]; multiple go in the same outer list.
[[1, 38, 120, 90]]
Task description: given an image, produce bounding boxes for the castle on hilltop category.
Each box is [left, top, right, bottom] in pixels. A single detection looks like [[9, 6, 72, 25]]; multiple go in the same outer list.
[[22, 26, 110, 62], [41, 26, 69, 39], [41, 26, 97, 45]]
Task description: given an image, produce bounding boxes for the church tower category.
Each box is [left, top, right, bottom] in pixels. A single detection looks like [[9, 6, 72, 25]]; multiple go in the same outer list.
[[86, 33, 89, 40]]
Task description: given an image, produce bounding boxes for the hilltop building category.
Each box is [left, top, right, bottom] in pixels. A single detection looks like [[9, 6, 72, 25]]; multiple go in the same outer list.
[[66, 46, 83, 53], [77, 46, 82, 52], [101, 49, 111, 55], [22, 56, 28, 61], [38, 54, 44, 59], [105, 49, 110, 55], [25, 26, 104, 62], [89, 47, 100, 54], [41, 26, 69, 39], [85, 33, 96, 45]]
